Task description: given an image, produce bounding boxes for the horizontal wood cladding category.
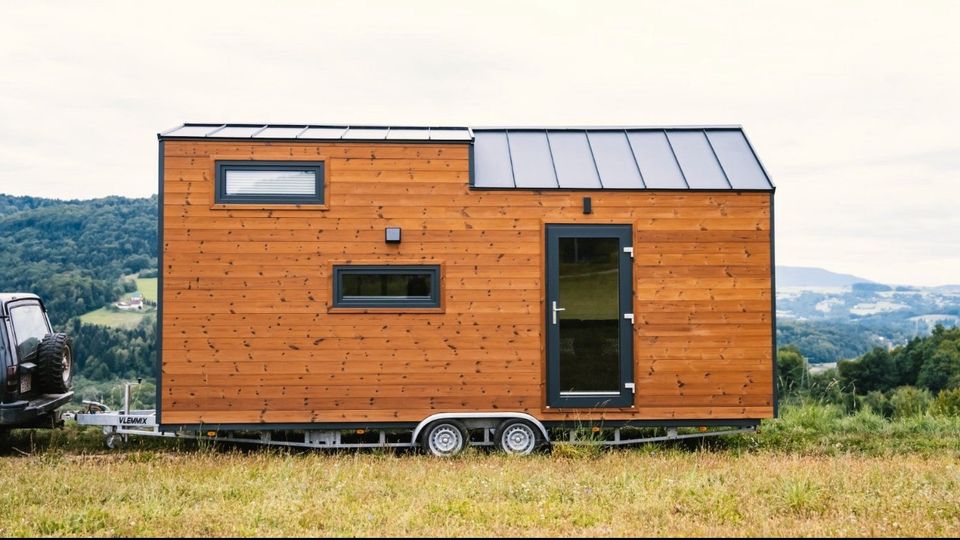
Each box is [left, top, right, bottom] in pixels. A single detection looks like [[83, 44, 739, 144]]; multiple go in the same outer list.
[[161, 140, 774, 425]]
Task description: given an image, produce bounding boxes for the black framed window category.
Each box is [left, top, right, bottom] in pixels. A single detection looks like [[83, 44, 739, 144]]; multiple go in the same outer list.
[[215, 161, 324, 204], [333, 265, 440, 308]]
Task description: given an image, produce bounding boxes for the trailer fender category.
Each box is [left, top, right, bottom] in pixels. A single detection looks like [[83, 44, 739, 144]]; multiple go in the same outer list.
[[412, 412, 549, 444]]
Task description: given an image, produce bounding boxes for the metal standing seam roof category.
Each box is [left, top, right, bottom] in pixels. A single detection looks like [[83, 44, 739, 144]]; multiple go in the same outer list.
[[159, 123, 773, 191], [160, 123, 473, 142], [472, 127, 773, 191]]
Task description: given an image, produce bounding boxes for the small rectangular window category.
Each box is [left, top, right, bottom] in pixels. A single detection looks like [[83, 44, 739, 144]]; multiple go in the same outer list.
[[215, 161, 324, 204], [333, 265, 440, 308]]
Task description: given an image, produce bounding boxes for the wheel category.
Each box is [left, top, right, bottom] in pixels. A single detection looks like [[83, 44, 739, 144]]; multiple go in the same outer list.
[[105, 432, 126, 450], [36, 333, 73, 394], [495, 419, 543, 455], [420, 420, 469, 457]]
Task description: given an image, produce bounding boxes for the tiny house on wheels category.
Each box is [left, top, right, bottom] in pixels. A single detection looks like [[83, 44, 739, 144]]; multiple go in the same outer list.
[[129, 123, 776, 455]]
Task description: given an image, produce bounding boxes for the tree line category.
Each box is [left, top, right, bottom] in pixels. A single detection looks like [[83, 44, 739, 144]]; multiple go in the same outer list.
[[778, 324, 960, 416]]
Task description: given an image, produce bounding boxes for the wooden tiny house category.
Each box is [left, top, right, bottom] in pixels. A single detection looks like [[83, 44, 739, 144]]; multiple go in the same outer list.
[[157, 124, 776, 436]]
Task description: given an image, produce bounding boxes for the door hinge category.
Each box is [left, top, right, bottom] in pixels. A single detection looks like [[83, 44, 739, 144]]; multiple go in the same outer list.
[[624, 313, 634, 323], [623, 246, 634, 258], [625, 382, 635, 394]]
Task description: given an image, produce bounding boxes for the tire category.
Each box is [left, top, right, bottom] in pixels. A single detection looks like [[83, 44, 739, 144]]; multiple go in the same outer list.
[[420, 420, 469, 457], [35, 333, 73, 394], [495, 419, 543, 455]]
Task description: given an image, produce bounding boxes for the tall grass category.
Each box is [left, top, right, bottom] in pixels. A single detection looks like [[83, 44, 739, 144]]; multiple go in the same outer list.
[[728, 400, 960, 455]]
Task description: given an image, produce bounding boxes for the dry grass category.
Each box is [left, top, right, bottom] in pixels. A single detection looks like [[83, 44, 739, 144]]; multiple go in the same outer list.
[[3, 404, 960, 537], [1, 447, 959, 537]]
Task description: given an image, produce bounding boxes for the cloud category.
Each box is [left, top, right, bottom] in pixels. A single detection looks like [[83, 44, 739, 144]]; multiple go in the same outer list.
[[0, 0, 957, 285]]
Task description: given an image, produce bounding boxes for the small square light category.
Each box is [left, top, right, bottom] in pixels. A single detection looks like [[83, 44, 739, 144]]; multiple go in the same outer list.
[[385, 227, 401, 243]]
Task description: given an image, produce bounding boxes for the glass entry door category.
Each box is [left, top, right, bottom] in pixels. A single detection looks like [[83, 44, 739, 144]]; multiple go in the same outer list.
[[545, 225, 633, 408]]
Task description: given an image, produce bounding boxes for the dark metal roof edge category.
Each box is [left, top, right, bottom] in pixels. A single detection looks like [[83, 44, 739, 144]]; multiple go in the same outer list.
[[159, 123, 473, 138], [157, 136, 472, 145], [159, 123, 748, 139], [467, 186, 775, 193], [472, 125, 745, 131]]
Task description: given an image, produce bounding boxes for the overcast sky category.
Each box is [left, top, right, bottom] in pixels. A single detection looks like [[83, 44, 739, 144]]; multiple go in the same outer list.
[[1, 1, 957, 285]]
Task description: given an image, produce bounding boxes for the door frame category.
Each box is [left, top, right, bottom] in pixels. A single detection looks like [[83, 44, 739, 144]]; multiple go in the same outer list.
[[545, 224, 634, 408]]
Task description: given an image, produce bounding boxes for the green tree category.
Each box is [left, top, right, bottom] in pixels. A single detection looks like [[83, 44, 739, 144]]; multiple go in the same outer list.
[[917, 339, 960, 393], [838, 347, 898, 394], [777, 345, 808, 395], [893, 336, 928, 387], [889, 386, 933, 418]]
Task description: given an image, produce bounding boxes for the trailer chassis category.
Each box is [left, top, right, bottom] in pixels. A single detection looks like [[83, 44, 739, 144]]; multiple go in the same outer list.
[[72, 383, 757, 452]]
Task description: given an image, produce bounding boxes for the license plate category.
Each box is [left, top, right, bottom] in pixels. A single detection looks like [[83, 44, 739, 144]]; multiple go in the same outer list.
[[19, 373, 31, 393]]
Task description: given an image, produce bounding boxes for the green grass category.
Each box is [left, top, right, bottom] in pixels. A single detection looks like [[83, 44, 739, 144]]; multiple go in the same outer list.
[[134, 277, 158, 303], [78, 277, 157, 329], [732, 402, 960, 455], [2, 404, 960, 536], [77, 308, 149, 329]]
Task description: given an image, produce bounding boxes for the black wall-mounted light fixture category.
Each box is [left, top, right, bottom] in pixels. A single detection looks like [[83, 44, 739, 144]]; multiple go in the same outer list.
[[385, 227, 402, 243], [583, 197, 592, 214]]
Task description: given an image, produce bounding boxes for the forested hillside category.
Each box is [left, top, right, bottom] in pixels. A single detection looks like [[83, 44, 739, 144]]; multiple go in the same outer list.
[[0, 194, 157, 325]]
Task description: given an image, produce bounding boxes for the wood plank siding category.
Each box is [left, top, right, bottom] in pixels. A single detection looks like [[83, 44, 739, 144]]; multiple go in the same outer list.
[[160, 140, 774, 425]]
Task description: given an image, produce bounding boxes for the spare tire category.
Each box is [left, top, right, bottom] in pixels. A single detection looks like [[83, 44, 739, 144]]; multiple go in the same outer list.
[[36, 333, 73, 394]]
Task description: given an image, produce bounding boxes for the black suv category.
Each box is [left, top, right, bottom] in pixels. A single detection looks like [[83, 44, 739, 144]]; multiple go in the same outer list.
[[0, 293, 74, 429]]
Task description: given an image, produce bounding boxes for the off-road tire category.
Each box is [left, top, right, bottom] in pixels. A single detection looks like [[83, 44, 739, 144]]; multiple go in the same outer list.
[[35, 333, 73, 394]]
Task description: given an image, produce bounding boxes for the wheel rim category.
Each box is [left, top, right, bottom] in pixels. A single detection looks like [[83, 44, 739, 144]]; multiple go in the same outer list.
[[61, 347, 72, 385], [428, 424, 464, 456], [501, 423, 536, 455]]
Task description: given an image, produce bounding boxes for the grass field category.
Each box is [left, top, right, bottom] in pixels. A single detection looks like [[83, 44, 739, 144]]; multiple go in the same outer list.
[[134, 277, 157, 303], [1, 404, 960, 536], [77, 307, 149, 329], [2, 449, 958, 537]]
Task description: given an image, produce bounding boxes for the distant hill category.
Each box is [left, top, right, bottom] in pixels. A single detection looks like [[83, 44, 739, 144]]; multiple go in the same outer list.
[[775, 266, 960, 363], [0, 193, 158, 324], [777, 266, 876, 288]]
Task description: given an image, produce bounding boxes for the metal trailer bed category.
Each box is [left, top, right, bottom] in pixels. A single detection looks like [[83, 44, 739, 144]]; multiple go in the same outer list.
[[72, 383, 756, 453]]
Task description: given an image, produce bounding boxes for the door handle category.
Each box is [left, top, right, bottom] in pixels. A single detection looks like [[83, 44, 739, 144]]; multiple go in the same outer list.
[[552, 301, 566, 325]]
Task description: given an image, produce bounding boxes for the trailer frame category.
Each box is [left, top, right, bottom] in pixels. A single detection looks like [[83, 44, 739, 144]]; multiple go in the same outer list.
[[72, 383, 757, 452]]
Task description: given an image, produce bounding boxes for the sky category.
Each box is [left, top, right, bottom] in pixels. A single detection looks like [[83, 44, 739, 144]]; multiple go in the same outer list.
[[0, 1, 957, 286]]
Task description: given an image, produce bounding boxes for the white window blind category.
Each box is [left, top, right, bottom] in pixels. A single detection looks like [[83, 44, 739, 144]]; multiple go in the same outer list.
[[224, 170, 317, 196]]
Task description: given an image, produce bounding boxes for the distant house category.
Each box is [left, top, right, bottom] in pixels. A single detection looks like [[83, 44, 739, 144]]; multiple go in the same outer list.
[[115, 294, 144, 311]]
